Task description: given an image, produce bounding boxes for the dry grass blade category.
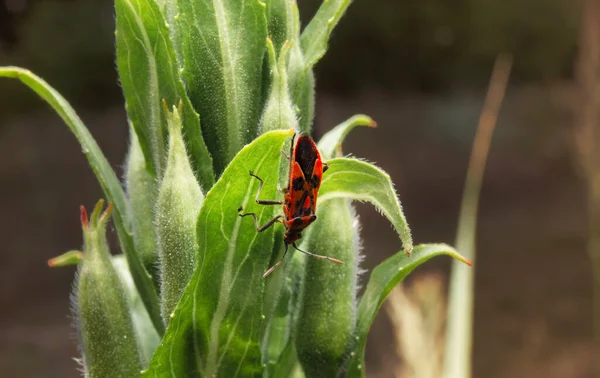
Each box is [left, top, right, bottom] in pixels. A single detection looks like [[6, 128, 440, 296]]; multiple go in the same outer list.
[[574, 0, 600, 370], [385, 274, 445, 378], [443, 54, 512, 378]]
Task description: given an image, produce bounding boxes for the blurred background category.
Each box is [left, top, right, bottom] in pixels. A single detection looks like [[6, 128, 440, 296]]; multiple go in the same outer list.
[[0, 0, 594, 377]]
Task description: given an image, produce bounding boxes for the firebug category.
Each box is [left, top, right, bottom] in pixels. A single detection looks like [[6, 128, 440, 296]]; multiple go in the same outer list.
[[238, 133, 344, 277]]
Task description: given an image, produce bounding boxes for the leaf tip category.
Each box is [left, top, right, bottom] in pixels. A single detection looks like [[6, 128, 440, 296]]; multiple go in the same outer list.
[[100, 202, 113, 223], [461, 256, 473, 267], [80, 205, 89, 228]]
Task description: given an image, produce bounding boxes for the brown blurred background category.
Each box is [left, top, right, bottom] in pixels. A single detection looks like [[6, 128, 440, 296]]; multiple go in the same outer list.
[[0, 0, 594, 377]]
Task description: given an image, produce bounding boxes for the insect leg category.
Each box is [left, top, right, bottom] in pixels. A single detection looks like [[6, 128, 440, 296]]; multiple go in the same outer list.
[[263, 243, 289, 278], [281, 150, 290, 160], [249, 171, 284, 205], [323, 162, 329, 173], [238, 212, 283, 232], [292, 243, 344, 265]]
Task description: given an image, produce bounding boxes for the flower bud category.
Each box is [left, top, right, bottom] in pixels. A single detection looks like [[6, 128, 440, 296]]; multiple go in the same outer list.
[[74, 201, 142, 377], [155, 102, 204, 323], [295, 199, 360, 377]]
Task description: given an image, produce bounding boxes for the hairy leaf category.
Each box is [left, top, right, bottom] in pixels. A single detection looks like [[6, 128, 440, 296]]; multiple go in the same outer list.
[[112, 255, 161, 367], [284, 1, 313, 132], [317, 115, 376, 159], [177, 0, 268, 175], [47, 250, 83, 267], [346, 244, 472, 377], [126, 124, 160, 285], [319, 158, 413, 253], [300, 0, 352, 69], [265, 0, 296, 53], [287, 0, 353, 131], [261, 38, 297, 134], [262, 250, 303, 378], [0, 67, 164, 334], [116, 0, 214, 188], [144, 129, 293, 377]]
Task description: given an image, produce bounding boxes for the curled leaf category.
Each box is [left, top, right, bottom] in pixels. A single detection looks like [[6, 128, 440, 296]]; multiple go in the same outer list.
[[317, 114, 376, 159], [346, 244, 472, 378], [0, 66, 163, 334], [319, 157, 413, 254]]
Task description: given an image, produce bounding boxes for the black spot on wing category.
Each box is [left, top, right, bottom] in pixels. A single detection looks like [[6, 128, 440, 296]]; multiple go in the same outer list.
[[311, 174, 320, 188], [292, 176, 304, 191]]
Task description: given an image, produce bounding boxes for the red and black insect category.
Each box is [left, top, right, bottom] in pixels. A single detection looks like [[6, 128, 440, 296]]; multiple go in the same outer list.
[[238, 133, 344, 277]]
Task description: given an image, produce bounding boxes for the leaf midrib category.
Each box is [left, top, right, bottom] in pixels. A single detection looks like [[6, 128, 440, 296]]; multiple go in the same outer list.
[[204, 150, 271, 376]]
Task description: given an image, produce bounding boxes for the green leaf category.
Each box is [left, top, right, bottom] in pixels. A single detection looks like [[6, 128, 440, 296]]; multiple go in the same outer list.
[[284, 1, 313, 132], [112, 255, 161, 367], [319, 158, 413, 253], [144, 129, 294, 378], [317, 115, 376, 159], [287, 0, 353, 132], [126, 124, 160, 285], [177, 0, 268, 175], [47, 250, 83, 267], [260, 38, 298, 134], [295, 199, 359, 377], [300, 0, 352, 69], [157, 0, 183, 66], [0, 67, 164, 335], [346, 244, 472, 377], [116, 0, 214, 189], [265, 0, 296, 53], [262, 250, 303, 378]]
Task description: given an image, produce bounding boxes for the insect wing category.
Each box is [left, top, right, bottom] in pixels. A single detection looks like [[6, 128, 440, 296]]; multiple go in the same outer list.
[[293, 136, 320, 180], [309, 155, 324, 211], [287, 161, 309, 219]]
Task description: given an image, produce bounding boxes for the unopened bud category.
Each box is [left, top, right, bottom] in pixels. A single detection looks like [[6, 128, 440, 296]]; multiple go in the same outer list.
[[156, 102, 204, 323], [74, 201, 142, 377]]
